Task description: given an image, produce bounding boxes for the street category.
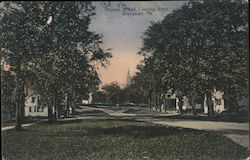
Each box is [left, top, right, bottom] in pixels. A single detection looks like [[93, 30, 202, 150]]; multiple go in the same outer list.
[[3, 105, 248, 149], [76, 105, 249, 149]]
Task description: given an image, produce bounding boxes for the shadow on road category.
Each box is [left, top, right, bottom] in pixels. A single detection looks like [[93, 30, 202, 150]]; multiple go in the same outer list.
[[212, 129, 249, 136], [41, 119, 84, 125], [155, 114, 249, 123], [86, 125, 204, 138], [73, 109, 111, 117]]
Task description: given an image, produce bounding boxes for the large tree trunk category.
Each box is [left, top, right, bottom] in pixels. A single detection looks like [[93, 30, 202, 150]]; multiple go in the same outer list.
[[151, 93, 155, 108], [66, 92, 73, 118], [148, 89, 153, 109], [66, 98, 69, 118], [157, 93, 161, 112], [153, 93, 157, 111], [15, 93, 23, 130], [155, 93, 158, 111], [15, 61, 25, 131], [53, 88, 59, 121], [191, 91, 197, 115], [178, 98, 183, 114], [191, 97, 197, 115], [206, 91, 214, 118], [20, 84, 25, 122], [148, 98, 151, 109], [48, 106, 54, 122], [164, 99, 166, 113]]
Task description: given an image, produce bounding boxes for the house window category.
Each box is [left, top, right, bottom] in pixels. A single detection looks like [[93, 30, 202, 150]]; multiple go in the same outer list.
[[37, 96, 40, 105], [215, 99, 221, 105], [34, 106, 37, 112], [37, 106, 44, 112], [32, 97, 36, 103], [29, 107, 32, 112]]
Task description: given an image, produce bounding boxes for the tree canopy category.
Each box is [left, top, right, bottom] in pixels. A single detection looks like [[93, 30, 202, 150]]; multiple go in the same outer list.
[[0, 1, 112, 128], [136, 1, 248, 114]]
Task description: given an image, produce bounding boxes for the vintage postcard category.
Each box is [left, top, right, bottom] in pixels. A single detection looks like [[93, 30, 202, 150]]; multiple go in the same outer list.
[[1, 1, 249, 160]]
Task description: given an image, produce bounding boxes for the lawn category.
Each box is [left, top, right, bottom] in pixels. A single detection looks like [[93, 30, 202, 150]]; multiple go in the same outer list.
[[2, 118, 249, 160]]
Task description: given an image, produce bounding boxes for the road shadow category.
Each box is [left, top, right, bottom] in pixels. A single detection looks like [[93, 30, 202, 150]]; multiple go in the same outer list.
[[38, 117, 145, 126], [73, 109, 111, 117], [41, 119, 84, 125], [86, 125, 204, 138], [155, 114, 211, 121], [212, 129, 249, 136], [37, 123, 207, 139], [151, 114, 248, 123]]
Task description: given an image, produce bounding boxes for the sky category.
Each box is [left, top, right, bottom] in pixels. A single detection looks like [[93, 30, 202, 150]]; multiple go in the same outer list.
[[89, 1, 186, 86]]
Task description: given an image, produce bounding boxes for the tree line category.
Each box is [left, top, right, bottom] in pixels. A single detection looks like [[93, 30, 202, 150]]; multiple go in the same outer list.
[[0, 2, 112, 130], [92, 81, 147, 105], [133, 1, 248, 117]]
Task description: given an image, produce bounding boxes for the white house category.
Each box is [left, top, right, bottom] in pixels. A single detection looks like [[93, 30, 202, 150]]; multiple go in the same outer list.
[[82, 93, 93, 104], [204, 89, 225, 113], [25, 94, 48, 117], [163, 89, 191, 111], [163, 88, 225, 114]]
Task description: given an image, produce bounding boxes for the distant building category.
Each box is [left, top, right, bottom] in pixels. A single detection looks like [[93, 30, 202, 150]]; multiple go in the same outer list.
[[25, 93, 48, 117], [82, 93, 93, 104], [88, 93, 93, 104], [164, 88, 178, 109], [126, 69, 132, 85], [203, 89, 225, 113]]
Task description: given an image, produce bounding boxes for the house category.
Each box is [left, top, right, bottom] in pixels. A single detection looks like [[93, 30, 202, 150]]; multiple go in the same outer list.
[[204, 89, 225, 113], [25, 94, 48, 117], [163, 90, 196, 111], [164, 89, 178, 109], [181, 96, 192, 111], [163, 88, 225, 114], [82, 93, 93, 105]]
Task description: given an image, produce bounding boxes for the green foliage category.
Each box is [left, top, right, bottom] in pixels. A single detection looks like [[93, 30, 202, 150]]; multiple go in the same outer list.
[[93, 79, 148, 105], [101, 82, 122, 104], [1, 68, 16, 111], [125, 73, 149, 104], [0, 1, 112, 122], [137, 1, 248, 110]]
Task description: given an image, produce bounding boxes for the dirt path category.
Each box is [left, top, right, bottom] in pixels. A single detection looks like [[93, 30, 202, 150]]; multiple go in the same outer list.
[[138, 117, 249, 149], [2, 121, 43, 131]]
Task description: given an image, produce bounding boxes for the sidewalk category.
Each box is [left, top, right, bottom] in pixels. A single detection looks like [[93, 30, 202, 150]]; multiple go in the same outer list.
[[1, 119, 48, 131], [1, 116, 109, 131], [2, 122, 39, 131], [137, 117, 249, 149]]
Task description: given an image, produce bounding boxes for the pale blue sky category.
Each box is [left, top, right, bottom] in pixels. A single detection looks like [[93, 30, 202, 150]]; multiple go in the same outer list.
[[89, 1, 186, 85]]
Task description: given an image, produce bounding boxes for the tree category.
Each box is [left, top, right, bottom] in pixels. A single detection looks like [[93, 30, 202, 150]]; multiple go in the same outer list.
[[124, 73, 148, 104], [138, 1, 248, 116], [102, 82, 122, 104], [92, 90, 108, 103], [1, 2, 48, 130], [1, 65, 16, 117], [0, 1, 112, 128], [37, 2, 111, 119]]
